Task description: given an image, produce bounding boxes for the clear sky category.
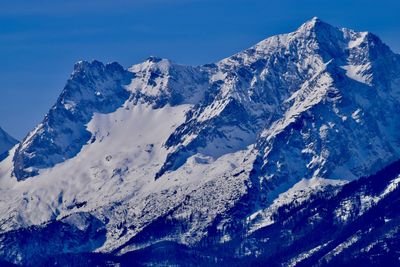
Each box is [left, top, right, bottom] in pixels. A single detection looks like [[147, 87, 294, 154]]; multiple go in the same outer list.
[[1, 0, 399, 139]]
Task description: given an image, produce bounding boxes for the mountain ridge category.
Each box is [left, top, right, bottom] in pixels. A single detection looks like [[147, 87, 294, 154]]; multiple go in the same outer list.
[[1, 18, 400, 266], [0, 127, 18, 156]]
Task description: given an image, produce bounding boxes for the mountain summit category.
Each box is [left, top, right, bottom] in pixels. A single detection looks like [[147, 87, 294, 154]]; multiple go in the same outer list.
[[1, 18, 400, 266]]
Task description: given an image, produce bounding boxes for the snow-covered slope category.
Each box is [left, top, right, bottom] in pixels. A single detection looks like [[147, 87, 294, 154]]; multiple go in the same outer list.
[[1, 17, 400, 266], [0, 127, 17, 155]]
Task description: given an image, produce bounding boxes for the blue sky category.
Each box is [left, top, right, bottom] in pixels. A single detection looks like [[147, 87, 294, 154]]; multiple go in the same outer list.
[[1, 0, 399, 139]]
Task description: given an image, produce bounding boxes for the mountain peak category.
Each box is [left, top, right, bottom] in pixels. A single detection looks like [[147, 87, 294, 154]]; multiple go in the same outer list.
[[72, 60, 125, 77], [12, 60, 132, 180], [73, 60, 103, 73], [145, 56, 165, 63], [296, 16, 337, 35], [303, 16, 321, 26]]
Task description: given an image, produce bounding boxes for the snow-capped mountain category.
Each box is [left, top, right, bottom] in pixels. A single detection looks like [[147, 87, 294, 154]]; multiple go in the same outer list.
[[1, 17, 400, 266], [0, 127, 17, 156]]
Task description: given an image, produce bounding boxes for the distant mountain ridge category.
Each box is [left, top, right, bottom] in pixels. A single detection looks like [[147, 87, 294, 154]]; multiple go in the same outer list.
[[0, 127, 17, 155], [1, 17, 400, 266]]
